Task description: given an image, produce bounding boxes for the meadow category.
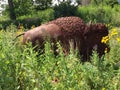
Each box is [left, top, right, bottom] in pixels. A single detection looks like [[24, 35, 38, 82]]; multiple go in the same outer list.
[[0, 23, 120, 90], [0, 3, 120, 90]]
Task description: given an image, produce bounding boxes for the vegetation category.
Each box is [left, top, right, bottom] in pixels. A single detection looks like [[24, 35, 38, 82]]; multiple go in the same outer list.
[[0, 0, 120, 89], [76, 5, 120, 26], [53, 0, 78, 18], [34, 0, 52, 10], [91, 0, 119, 7], [0, 0, 120, 29], [0, 24, 120, 90]]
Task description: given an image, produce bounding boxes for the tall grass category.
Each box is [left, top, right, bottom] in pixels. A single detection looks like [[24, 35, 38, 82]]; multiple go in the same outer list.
[[0, 25, 120, 89]]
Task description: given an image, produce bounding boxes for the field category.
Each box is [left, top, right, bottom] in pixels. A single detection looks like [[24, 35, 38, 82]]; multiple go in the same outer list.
[[0, 23, 120, 90], [0, 3, 120, 90]]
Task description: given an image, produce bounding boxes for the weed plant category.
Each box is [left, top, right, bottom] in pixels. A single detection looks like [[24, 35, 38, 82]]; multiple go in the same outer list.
[[0, 25, 120, 90]]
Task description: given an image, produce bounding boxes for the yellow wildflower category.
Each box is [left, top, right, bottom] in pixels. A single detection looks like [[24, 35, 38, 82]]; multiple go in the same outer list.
[[19, 25, 24, 29], [17, 29, 24, 37], [101, 36, 109, 44], [16, 29, 24, 42], [111, 28, 116, 31], [17, 25, 24, 35], [17, 24, 24, 31], [105, 24, 110, 27], [116, 37, 120, 42], [109, 28, 118, 37], [104, 48, 108, 53], [102, 88, 105, 90]]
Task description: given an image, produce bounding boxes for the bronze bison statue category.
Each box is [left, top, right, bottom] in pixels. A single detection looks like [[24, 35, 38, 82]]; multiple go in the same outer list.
[[15, 16, 86, 56], [15, 16, 109, 61]]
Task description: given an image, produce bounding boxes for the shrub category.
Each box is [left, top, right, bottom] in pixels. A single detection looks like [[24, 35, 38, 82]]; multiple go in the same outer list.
[[53, 1, 78, 18], [36, 8, 54, 23], [0, 8, 54, 29], [76, 5, 113, 23], [76, 5, 120, 26]]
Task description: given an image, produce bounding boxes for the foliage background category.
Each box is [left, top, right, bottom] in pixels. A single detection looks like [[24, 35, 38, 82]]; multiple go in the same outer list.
[[0, 0, 120, 29], [0, 25, 120, 89], [0, 0, 120, 89]]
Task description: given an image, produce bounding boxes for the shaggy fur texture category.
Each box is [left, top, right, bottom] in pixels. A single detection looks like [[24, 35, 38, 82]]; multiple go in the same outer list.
[[47, 16, 85, 37], [19, 16, 86, 56], [82, 23, 109, 60], [47, 16, 86, 55]]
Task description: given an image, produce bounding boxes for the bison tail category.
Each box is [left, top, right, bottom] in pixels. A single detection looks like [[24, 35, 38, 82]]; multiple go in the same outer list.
[[13, 33, 25, 41]]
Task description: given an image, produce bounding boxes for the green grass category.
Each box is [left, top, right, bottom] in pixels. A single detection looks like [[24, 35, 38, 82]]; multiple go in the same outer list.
[[76, 5, 120, 26], [0, 25, 120, 90]]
